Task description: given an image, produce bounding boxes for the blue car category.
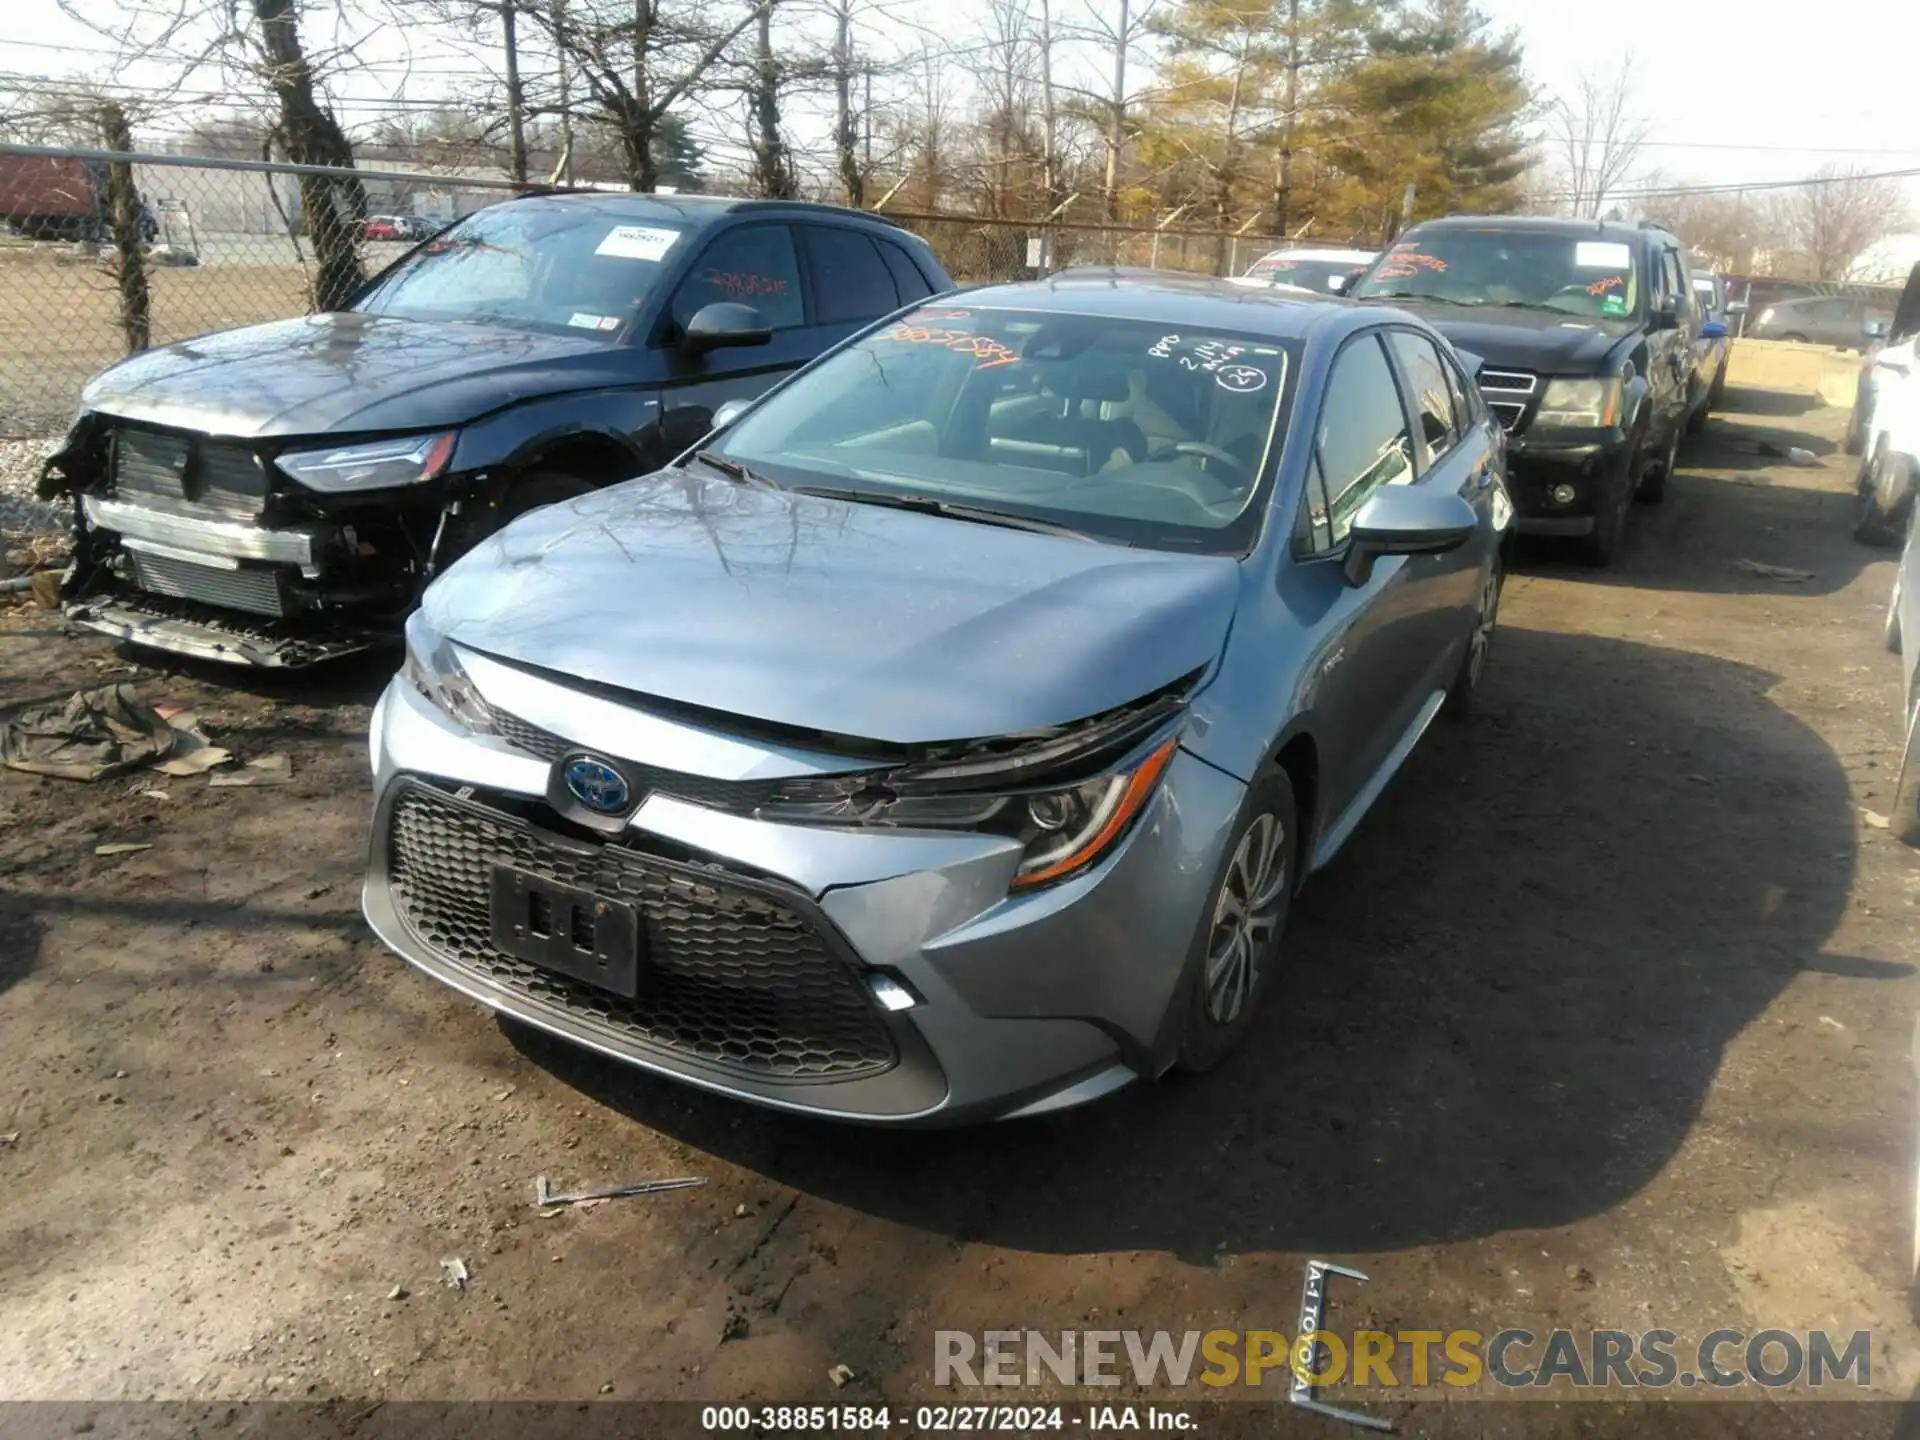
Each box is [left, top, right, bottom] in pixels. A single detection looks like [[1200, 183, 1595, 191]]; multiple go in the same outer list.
[[364, 271, 1513, 1125]]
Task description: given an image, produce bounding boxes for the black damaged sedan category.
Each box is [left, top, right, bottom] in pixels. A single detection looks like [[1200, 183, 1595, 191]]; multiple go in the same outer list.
[[37, 192, 951, 666]]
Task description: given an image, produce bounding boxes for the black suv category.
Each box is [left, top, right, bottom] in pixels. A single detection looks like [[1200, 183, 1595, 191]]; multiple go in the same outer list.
[[1350, 216, 1710, 564], [39, 193, 952, 666]]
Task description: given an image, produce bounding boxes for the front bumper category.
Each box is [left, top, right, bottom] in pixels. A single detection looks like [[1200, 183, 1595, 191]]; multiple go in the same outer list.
[[361, 670, 1247, 1125], [1504, 432, 1631, 537]]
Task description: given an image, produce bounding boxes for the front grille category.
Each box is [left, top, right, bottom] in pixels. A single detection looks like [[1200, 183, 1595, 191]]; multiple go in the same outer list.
[[483, 702, 794, 813], [1477, 369, 1538, 435], [127, 550, 285, 617], [384, 781, 897, 1082], [113, 428, 269, 519]]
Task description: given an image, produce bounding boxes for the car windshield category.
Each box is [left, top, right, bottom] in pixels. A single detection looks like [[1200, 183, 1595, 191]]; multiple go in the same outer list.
[[352, 200, 688, 335], [1352, 228, 1641, 318], [706, 305, 1295, 554], [1245, 255, 1361, 292]]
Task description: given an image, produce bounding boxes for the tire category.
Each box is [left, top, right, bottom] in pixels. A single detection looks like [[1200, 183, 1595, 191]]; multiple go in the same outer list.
[[1846, 391, 1871, 457], [1894, 685, 1920, 849], [1443, 552, 1502, 720], [1578, 441, 1636, 565], [1887, 569, 1904, 655], [1173, 767, 1298, 1074], [1708, 358, 1728, 410], [1855, 439, 1912, 548], [1637, 424, 1679, 505]]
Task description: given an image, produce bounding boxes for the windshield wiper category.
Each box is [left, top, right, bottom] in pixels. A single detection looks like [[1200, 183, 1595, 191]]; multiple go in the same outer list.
[[1364, 292, 1483, 307], [793, 485, 1096, 541], [691, 449, 775, 489]]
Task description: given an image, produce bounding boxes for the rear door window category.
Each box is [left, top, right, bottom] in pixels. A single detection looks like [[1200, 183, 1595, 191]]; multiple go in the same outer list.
[[669, 224, 805, 333], [1386, 329, 1459, 469], [878, 238, 937, 302], [1315, 333, 1415, 546], [802, 226, 900, 325]]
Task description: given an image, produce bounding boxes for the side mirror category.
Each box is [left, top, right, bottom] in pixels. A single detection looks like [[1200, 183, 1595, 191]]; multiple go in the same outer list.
[[681, 301, 771, 357], [1701, 320, 1728, 339], [1864, 318, 1888, 339], [711, 397, 752, 430], [1327, 272, 1352, 294], [1343, 486, 1478, 587]]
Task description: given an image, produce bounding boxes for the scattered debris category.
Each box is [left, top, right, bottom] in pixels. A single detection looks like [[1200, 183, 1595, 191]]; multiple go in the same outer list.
[[734, 1202, 749, 1218], [1734, 558, 1815, 583], [28, 570, 61, 608], [599, 1382, 615, 1395], [152, 710, 231, 777], [93, 842, 152, 857], [1755, 439, 1822, 466], [533, 1173, 706, 1209], [1819, 1015, 1847, 1032], [136, 788, 170, 801], [829, 1364, 855, 1388], [4, 685, 178, 781], [492, 1085, 515, 1102], [0, 1131, 19, 1146], [387, 1284, 408, 1301], [1862, 808, 1892, 830], [208, 754, 292, 788], [439, 1255, 470, 1291], [1565, 1265, 1595, 1289]]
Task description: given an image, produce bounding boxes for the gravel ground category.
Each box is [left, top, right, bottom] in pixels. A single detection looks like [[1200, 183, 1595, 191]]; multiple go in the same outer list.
[[0, 436, 70, 540]]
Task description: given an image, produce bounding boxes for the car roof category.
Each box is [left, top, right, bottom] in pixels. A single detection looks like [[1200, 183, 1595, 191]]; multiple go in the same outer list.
[[505, 189, 911, 234], [1404, 214, 1673, 247], [940, 267, 1367, 339]]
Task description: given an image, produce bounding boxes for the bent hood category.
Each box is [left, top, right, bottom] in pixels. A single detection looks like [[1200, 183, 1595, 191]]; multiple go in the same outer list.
[[423, 472, 1242, 745], [81, 312, 634, 439], [1377, 301, 1635, 374]]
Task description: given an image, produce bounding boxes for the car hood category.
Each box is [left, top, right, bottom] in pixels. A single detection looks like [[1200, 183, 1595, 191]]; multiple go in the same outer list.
[[1373, 300, 1636, 375], [80, 312, 634, 438], [423, 472, 1242, 746]]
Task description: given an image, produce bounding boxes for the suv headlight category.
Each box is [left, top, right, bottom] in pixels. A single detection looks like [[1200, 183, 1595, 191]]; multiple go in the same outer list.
[[1534, 377, 1621, 428], [757, 732, 1181, 890], [402, 609, 495, 734], [276, 431, 457, 493]]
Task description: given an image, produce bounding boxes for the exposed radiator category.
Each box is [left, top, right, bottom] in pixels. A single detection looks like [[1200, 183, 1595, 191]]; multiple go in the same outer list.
[[127, 550, 285, 617]]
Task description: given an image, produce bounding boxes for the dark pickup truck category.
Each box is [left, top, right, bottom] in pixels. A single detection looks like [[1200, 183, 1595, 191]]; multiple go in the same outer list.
[[1350, 215, 1715, 564]]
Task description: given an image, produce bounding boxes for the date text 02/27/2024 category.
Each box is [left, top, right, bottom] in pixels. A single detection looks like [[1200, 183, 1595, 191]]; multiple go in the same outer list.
[[699, 1405, 1196, 1432]]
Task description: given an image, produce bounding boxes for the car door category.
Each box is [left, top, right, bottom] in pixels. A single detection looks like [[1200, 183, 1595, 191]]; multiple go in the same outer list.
[[1383, 327, 1496, 690], [652, 222, 820, 460], [1282, 329, 1436, 833], [1652, 246, 1695, 431]]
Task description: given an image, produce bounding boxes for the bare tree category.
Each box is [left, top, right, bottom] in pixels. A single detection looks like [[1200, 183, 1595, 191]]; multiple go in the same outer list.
[[1058, 0, 1158, 221], [1771, 166, 1911, 282], [1547, 56, 1646, 219], [745, 2, 798, 196]]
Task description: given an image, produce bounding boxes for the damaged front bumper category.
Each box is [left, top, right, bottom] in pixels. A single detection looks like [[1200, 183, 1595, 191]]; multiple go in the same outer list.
[[46, 415, 446, 668]]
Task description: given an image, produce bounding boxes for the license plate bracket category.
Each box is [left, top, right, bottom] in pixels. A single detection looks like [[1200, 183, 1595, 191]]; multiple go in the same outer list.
[[487, 865, 643, 999]]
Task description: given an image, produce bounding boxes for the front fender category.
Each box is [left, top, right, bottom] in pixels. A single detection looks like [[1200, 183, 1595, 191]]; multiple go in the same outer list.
[[447, 387, 661, 476], [1622, 372, 1652, 435]]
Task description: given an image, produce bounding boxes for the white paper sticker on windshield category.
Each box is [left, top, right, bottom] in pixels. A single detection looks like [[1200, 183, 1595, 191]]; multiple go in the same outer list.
[[1575, 241, 1631, 270], [568, 312, 621, 331], [594, 225, 679, 261]]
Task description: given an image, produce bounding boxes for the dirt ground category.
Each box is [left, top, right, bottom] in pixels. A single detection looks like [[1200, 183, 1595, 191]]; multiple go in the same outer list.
[[2, 383, 1918, 1435]]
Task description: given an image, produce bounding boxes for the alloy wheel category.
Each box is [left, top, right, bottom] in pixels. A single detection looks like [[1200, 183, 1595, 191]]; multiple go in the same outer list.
[[1203, 814, 1289, 1025]]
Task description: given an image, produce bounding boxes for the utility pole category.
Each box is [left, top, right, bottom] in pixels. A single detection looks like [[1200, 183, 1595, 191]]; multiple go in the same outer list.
[[1103, 0, 1127, 223], [501, 0, 528, 184], [863, 64, 873, 173], [554, 0, 575, 184]]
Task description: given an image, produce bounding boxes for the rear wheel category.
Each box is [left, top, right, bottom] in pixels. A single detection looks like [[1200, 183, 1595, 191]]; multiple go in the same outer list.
[[1887, 569, 1904, 655], [1173, 768, 1297, 1074]]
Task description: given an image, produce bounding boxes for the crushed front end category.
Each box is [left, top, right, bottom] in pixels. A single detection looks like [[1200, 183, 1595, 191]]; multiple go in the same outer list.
[[40, 415, 460, 667]]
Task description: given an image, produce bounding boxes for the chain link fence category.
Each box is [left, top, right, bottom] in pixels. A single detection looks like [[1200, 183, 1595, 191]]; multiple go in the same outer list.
[[0, 142, 1365, 441], [0, 144, 527, 438]]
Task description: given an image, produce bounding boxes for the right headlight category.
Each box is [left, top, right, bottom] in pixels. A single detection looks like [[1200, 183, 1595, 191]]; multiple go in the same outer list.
[[402, 609, 496, 735], [276, 431, 457, 493], [756, 732, 1181, 891], [1534, 377, 1621, 428]]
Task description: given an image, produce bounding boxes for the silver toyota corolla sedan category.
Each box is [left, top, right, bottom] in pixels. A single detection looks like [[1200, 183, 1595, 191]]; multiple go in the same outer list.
[[363, 271, 1513, 1125]]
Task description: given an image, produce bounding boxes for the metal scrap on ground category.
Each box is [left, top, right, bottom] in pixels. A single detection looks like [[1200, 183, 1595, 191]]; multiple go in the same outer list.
[[533, 1174, 707, 1209], [439, 1255, 470, 1291], [1734, 558, 1816, 583]]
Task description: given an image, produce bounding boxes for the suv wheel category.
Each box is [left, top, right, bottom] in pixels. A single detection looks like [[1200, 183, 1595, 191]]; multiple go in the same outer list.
[[1443, 553, 1502, 719], [1637, 425, 1679, 504], [1173, 767, 1297, 1073], [1580, 438, 1638, 565], [1855, 438, 1913, 547]]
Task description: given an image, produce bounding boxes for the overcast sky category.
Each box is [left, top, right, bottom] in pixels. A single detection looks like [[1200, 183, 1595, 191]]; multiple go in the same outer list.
[[6, 0, 1918, 211]]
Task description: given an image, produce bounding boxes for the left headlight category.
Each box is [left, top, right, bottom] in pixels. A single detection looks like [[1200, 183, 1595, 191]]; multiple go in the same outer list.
[[1534, 377, 1621, 429], [402, 609, 496, 734], [756, 732, 1180, 890], [276, 431, 457, 493]]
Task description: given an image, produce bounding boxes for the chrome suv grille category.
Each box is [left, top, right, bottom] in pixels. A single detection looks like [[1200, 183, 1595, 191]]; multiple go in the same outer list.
[[112, 427, 269, 519], [127, 549, 285, 616], [1477, 369, 1538, 435], [482, 702, 792, 813], [383, 781, 897, 1082]]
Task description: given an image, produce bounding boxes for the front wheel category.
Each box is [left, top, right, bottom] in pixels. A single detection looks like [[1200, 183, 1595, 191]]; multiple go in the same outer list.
[[1173, 768, 1298, 1074], [449, 469, 594, 557], [1637, 425, 1679, 505], [1443, 553, 1502, 720], [1579, 440, 1638, 565], [1855, 439, 1913, 548]]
